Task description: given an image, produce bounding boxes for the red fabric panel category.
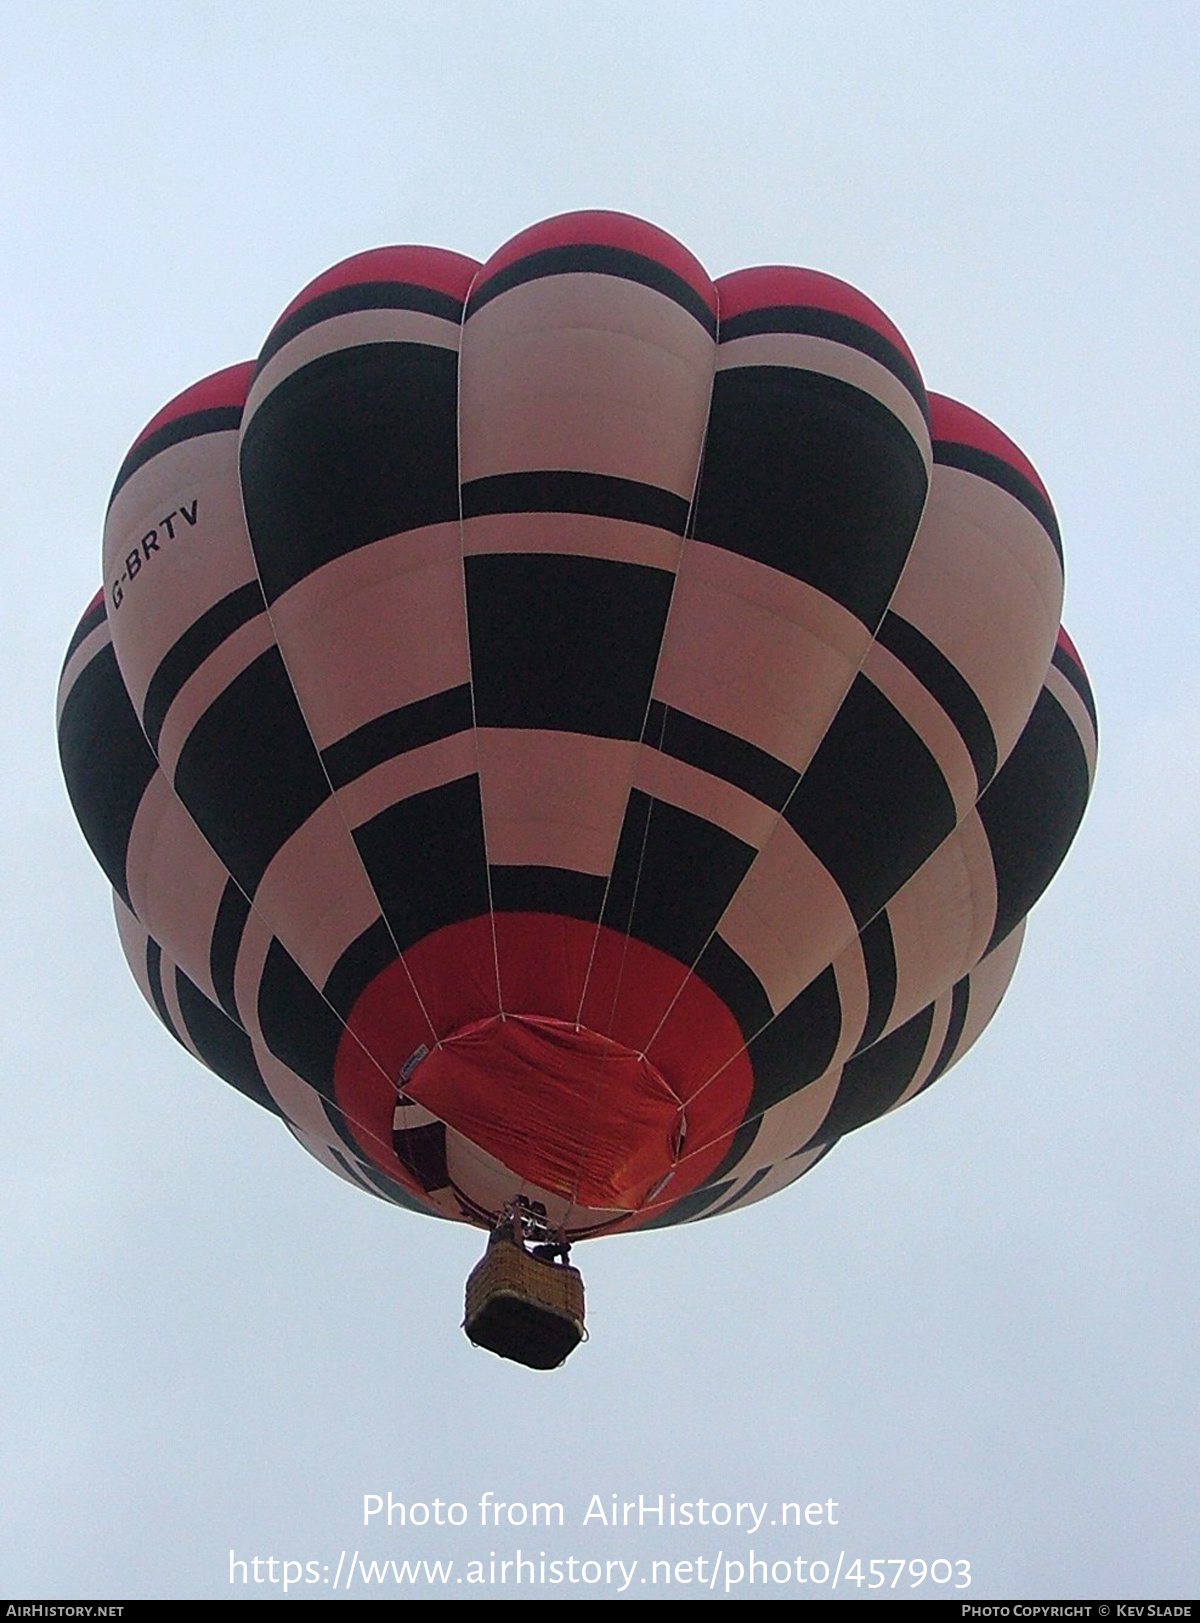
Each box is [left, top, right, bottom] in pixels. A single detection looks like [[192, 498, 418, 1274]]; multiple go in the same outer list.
[[271, 244, 480, 326], [131, 361, 254, 448], [716, 265, 919, 372], [476, 209, 717, 312], [929, 392, 1051, 504], [331, 913, 754, 1224], [405, 1014, 681, 1209], [1057, 624, 1084, 670]]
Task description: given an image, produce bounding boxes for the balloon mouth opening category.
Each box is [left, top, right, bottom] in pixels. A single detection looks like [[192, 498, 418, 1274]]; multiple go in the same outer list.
[[401, 1013, 685, 1211]]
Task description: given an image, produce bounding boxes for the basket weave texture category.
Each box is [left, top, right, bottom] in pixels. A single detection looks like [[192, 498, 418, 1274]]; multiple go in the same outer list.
[[464, 1239, 586, 1369]]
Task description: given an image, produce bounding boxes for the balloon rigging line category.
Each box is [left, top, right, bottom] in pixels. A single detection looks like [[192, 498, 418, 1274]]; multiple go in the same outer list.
[[562, 308, 719, 1232]]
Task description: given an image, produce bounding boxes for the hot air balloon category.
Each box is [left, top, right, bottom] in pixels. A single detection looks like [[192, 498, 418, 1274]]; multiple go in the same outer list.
[[57, 211, 1096, 1368]]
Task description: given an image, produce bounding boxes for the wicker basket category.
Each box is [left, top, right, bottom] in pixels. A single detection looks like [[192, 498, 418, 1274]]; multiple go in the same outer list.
[[464, 1239, 586, 1370]]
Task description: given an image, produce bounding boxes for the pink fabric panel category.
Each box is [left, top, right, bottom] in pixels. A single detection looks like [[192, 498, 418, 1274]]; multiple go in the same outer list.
[[715, 330, 929, 450], [860, 643, 979, 823], [708, 1143, 829, 1217], [1045, 663, 1099, 783], [884, 996, 955, 1114], [717, 822, 857, 1014], [825, 940, 873, 1069], [251, 799, 388, 990], [114, 896, 162, 1021], [336, 733, 478, 833], [460, 274, 715, 494], [113, 899, 203, 1063], [154, 613, 275, 783], [266, 523, 469, 751], [56, 619, 111, 727], [460, 509, 683, 571], [893, 466, 1063, 771], [719, 1068, 843, 1179], [254, 1038, 360, 1145], [633, 745, 779, 852], [442, 1132, 627, 1229], [104, 431, 256, 718], [123, 770, 234, 1006], [654, 541, 871, 774], [941, 921, 1026, 1072], [244, 308, 462, 428], [873, 812, 998, 1039], [476, 728, 638, 875]]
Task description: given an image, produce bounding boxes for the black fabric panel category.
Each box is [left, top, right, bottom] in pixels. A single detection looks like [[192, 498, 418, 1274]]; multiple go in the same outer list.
[[814, 1003, 936, 1144], [171, 648, 331, 895], [602, 791, 757, 969], [176, 969, 282, 1117], [979, 689, 1092, 953], [142, 583, 266, 752], [57, 642, 158, 910], [392, 1118, 451, 1192], [646, 700, 796, 810], [488, 865, 608, 923], [326, 1146, 375, 1193], [1052, 641, 1098, 731], [636, 1180, 734, 1229], [461, 470, 689, 534], [257, 280, 465, 369], [209, 880, 251, 1025], [701, 1111, 765, 1186], [315, 1090, 432, 1214], [322, 918, 397, 1023], [344, 1154, 435, 1215], [693, 367, 928, 626], [745, 966, 843, 1116], [240, 343, 460, 602], [933, 441, 1062, 563], [466, 242, 717, 334], [256, 940, 343, 1094], [466, 554, 674, 739], [857, 911, 898, 1051], [718, 303, 927, 412], [145, 938, 175, 1037], [692, 933, 774, 1041], [63, 596, 107, 666], [110, 411, 242, 506], [352, 776, 489, 954], [710, 1164, 773, 1214], [321, 685, 473, 791], [784, 674, 958, 927], [876, 612, 998, 791], [920, 976, 972, 1092]]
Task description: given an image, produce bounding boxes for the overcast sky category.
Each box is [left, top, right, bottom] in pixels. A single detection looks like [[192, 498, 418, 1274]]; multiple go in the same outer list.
[[3, 0, 1197, 1600]]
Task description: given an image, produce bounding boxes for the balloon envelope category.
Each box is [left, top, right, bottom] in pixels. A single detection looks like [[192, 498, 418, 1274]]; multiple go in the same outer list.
[[58, 212, 1096, 1240]]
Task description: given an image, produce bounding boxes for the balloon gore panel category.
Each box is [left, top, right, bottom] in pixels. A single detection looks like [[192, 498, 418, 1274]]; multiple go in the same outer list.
[[57, 213, 1096, 1241]]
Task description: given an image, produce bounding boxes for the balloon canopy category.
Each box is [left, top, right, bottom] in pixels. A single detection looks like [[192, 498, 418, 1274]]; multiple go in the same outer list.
[[58, 211, 1096, 1243]]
